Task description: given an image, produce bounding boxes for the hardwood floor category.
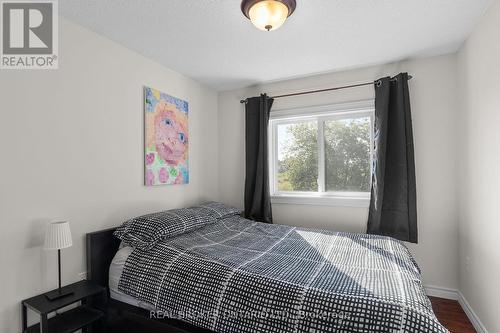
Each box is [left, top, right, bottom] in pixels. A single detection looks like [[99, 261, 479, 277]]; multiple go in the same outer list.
[[430, 297, 476, 333]]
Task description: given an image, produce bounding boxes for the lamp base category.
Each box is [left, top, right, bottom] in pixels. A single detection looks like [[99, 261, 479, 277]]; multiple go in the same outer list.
[[45, 289, 74, 301]]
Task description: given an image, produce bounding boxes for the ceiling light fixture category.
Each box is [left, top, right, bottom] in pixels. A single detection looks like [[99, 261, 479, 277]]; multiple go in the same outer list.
[[241, 0, 296, 32]]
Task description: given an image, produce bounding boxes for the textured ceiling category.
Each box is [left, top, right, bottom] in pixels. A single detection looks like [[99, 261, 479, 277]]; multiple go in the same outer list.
[[60, 0, 492, 91]]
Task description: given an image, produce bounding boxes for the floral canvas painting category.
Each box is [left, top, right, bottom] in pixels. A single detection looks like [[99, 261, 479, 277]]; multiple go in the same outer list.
[[144, 86, 189, 186]]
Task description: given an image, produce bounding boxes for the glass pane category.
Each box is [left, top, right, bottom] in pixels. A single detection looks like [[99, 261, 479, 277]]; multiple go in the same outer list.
[[324, 116, 371, 192], [277, 121, 318, 192]]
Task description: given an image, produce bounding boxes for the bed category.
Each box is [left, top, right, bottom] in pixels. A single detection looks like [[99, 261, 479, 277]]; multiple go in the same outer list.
[[86, 202, 448, 333]]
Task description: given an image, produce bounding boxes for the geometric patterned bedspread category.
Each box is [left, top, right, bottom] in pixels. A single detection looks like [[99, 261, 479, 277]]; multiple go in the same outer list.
[[118, 215, 448, 332]]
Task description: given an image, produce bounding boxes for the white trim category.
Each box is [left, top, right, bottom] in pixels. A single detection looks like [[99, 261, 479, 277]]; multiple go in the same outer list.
[[270, 121, 278, 194], [270, 100, 375, 120], [271, 194, 370, 207], [425, 285, 459, 300], [317, 119, 326, 193], [269, 100, 375, 207], [458, 291, 489, 333], [424, 285, 488, 333]]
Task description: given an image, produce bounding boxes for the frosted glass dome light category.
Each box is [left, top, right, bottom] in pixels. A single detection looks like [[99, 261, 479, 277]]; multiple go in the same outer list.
[[241, 0, 296, 32]]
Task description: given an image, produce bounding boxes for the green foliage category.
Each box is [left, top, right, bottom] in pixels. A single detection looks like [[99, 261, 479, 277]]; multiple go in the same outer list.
[[277, 172, 293, 191], [324, 119, 370, 192], [277, 118, 370, 193], [278, 122, 318, 191]]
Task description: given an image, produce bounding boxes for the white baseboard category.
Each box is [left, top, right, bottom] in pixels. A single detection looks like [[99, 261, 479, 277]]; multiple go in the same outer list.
[[424, 285, 488, 333], [425, 285, 459, 300], [457, 291, 488, 333]]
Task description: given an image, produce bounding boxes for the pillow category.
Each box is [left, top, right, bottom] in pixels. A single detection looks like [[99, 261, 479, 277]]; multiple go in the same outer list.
[[114, 202, 240, 250], [114, 206, 215, 251], [197, 201, 242, 219]]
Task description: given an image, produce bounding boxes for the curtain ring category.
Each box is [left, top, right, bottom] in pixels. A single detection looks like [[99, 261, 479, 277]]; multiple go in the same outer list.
[[375, 80, 382, 88]]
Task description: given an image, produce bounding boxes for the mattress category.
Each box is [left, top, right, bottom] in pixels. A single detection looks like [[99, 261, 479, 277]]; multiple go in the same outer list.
[[109, 244, 154, 310]]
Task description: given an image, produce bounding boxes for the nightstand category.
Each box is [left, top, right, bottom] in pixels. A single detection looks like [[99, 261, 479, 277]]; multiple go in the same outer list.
[[22, 280, 106, 333]]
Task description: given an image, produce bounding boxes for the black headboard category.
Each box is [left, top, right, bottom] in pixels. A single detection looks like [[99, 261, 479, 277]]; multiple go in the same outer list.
[[86, 227, 120, 288]]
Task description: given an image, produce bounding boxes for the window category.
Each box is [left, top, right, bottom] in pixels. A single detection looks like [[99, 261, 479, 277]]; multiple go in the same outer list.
[[269, 101, 374, 207]]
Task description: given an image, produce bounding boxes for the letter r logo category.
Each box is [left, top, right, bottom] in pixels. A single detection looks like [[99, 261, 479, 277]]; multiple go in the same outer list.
[[2, 2, 53, 54]]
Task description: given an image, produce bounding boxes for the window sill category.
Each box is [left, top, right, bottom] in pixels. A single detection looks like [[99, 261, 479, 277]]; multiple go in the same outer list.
[[271, 194, 370, 208]]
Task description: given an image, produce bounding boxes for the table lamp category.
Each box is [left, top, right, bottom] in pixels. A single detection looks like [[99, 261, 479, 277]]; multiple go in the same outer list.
[[44, 221, 73, 301]]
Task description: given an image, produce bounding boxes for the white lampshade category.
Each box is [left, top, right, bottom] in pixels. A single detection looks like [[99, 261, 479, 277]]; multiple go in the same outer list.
[[44, 221, 73, 250]]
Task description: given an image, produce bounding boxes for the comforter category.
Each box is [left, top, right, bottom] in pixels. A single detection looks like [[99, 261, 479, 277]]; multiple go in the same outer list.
[[118, 215, 448, 333]]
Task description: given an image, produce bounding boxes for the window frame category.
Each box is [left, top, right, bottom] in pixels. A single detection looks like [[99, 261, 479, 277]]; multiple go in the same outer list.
[[269, 100, 375, 207]]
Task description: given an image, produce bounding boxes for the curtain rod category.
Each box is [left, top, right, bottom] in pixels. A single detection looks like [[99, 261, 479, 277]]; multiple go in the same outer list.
[[239, 75, 413, 104]]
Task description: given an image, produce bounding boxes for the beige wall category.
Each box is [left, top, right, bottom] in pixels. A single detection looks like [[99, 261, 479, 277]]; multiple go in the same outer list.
[[0, 18, 219, 332], [458, 1, 500, 332], [218, 54, 460, 291]]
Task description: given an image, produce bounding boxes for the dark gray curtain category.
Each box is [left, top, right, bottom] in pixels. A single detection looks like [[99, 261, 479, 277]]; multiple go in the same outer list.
[[244, 94, 274, 223], [367, 73, 417, 243]]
